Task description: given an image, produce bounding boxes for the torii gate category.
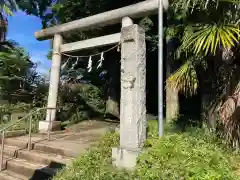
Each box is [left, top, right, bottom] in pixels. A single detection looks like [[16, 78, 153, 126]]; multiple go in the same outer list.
[[35, 0, 168, 169]]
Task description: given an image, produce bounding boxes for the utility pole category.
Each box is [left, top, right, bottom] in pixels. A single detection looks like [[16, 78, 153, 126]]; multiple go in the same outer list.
[[158, 0, 169, 137]]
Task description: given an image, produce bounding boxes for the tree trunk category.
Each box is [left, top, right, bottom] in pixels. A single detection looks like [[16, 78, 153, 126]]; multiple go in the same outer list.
[[166, 38, 180, 120]]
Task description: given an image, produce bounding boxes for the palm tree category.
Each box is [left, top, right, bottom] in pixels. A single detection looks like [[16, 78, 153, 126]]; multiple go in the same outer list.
[[167, 0, 240, 91], [0, 0, 19, 41], [166, 0, 240, 148]]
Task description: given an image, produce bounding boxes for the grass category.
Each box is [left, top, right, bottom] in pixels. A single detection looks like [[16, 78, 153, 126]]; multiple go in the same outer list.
[[53, 120, 240, 180]]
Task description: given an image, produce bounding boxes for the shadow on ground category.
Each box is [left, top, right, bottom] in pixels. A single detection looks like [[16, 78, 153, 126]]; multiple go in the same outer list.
[[29, 161, 65, 180]]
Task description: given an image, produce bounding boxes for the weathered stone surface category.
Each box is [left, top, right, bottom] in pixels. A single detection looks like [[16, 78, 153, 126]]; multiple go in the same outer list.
[[40, 34, 62, 132], [120, 24, 146, 150], [112, 24, 146, 169], [35, 0, 166, 40], [112, 147, 140, 169], [38, 121, 61, 133], [10, 112, 27, 121]]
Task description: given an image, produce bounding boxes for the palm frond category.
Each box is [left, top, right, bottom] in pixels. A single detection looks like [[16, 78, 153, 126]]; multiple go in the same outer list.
[[166, 61, 198, 96], [0, 0, 18, 15], [170, 0, 219, 13], [182, 24, 240, 55]]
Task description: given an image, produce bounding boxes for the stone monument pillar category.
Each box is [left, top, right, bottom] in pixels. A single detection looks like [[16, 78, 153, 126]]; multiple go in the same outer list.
[[39, 34, 62, 132], [112, 20, 147, 169]]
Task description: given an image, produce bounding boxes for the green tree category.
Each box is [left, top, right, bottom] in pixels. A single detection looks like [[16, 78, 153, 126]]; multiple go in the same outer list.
[[166, 0, 240, 148], [16, 0, 54, 27], [0, 41, 34, 101], [167, 0, 239, 93]]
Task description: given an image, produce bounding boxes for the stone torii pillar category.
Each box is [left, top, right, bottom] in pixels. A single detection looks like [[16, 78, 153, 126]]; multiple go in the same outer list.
[[39, 34, 62, 132], [112, 17, 147, 169]]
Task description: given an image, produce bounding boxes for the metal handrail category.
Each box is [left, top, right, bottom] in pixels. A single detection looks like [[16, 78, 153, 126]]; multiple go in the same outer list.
[[0, 107, 55, 171]]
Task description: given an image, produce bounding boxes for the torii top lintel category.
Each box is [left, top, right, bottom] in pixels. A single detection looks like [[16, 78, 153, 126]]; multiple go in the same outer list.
[[34, 0, 169, 41]]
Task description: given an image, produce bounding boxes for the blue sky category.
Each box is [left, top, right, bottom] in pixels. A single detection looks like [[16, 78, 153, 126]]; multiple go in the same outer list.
[[7, 11, 51, 75]]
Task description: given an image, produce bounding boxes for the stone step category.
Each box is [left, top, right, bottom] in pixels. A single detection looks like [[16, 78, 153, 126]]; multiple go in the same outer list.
[[0, 170, 28, 180], [3, 138, 28, 149], [5, 130, 27, 138], [0, 120, 113, 179], [6, 158, 44, 177], [0, 145, 18, 157], [17, 149, 72, 166], [2, 133, 98, 157], [33, 143, 79, 158], [39, 130, 67, 136], [5, 158, 56, 179], [0, 147, 72, 180], [1, 136, 77, 161]]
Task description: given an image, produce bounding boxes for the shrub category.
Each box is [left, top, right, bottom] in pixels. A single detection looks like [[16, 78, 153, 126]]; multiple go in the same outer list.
[[53, 121, 239, 180], [53, 133, 133, 180], [57, 83, 105, 126]]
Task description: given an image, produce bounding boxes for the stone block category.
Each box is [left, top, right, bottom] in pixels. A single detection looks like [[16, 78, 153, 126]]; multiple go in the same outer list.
[[113, 23, 147, 169], [11, 112, 28, 121], [119, 24, 147, 150], [112, 147, 140, 169], [38, 121, 61, 133]]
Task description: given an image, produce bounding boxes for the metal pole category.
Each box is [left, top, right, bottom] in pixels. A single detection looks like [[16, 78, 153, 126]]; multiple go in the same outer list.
[[48, 109, 52, 141], [158, 0, 164, 137], [28, 116, 32, 151]]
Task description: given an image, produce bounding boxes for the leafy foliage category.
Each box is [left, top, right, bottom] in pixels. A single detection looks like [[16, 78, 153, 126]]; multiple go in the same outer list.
[[166, 0, 240, 95], [167, 60, 199, 96], [165, 0, 240, 147], [182, 24, 240, 56], [0, 42, 38, 101], [16, 0, 54, 27], [53, 121, 239, 180], [57, 83, 105, 126], [0, 0, 19, 15], [40, 0, 160, 119], [0, 103, 46, 132], [0, 1, 52, 132]]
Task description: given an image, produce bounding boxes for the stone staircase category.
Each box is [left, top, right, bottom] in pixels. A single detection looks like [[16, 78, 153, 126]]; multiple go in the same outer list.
[[0, 120, 118, 180], [0, 135, 73, 180]]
